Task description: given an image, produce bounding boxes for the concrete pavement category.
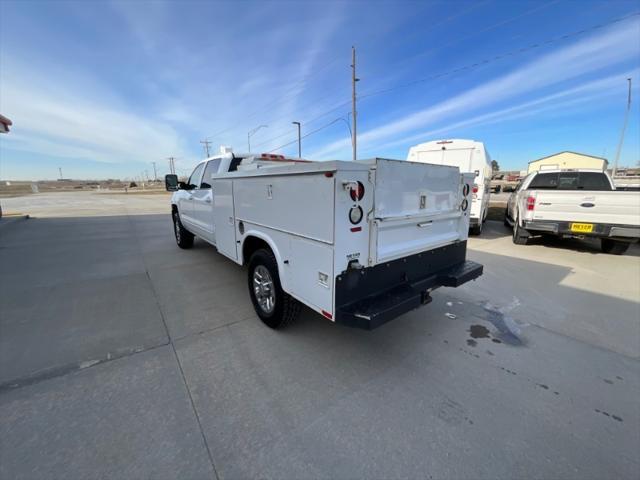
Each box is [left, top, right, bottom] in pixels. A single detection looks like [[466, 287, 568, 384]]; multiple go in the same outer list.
[[0, 192, 638, 479]]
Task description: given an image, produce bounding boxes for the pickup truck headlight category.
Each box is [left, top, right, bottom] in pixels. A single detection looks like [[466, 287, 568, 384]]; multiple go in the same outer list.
[[349, 206, 363, 224]]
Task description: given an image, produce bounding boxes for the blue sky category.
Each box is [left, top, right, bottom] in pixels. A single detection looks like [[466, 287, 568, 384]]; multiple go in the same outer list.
[[1, 0, 639, 180]]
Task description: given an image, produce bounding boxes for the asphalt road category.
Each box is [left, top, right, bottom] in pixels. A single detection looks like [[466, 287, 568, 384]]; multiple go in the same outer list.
[[1, 192, 639, 479]]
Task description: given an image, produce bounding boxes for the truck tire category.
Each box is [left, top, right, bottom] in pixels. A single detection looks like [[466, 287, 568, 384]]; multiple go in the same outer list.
[[512, 213, 528, 245], [248, 249, 300, 329], [172, 209, 194, 249], [601, 239, 630, 255], [470, 222, 482, 235], [503, 208, 511, 228]]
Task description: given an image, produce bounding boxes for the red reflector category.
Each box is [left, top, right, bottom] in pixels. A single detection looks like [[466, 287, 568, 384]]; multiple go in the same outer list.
[[324, 172, 333, 178], [350, 226, 362, 232], [321, 310, 333, 320], [526, 196, 536, 211], [472, 185, 479, 194]]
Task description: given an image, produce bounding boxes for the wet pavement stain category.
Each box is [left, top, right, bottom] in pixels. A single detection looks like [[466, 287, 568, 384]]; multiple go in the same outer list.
[[459, 347, 480, 359], [466, 339, 477, 347], [603, 379, 614, 385], [500, 367, 517, 376], [595, 409, 623, 422], [616, 375, 623, 380], [536, 383, 549, 390], [486, 350, 494, 356], [481, 302, 525, 346], [469, 325, 490, 339], [492, 338, 502, 344]]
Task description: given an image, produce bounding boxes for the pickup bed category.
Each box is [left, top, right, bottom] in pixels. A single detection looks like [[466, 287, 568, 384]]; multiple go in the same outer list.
[[505, 169, 640, 254], [166, 150, 483, 330]]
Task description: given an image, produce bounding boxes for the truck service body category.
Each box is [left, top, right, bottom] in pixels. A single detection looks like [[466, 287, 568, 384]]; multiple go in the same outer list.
[[407, 139, 493, 235], [166, 150, 483, 330], [505, 169, 640, 254]]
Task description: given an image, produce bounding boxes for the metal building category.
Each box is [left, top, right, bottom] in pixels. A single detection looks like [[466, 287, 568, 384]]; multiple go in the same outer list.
[[527, 151, 608, 174]]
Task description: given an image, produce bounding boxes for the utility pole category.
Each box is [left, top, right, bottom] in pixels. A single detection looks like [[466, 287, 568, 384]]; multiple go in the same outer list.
[[151, 161, 157, 181], [58, 167, 63, 180], [248, 125, 268, 151], [200, 139, 212, 158], [168, 157, 176, 175], [292, 121, 301, 157], [613, 77, 632, 177], [351, 46, 359, 162]]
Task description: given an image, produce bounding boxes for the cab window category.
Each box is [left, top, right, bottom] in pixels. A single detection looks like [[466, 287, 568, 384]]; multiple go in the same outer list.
[[188, 163, 205, 189], [200, 159, 222, 189]]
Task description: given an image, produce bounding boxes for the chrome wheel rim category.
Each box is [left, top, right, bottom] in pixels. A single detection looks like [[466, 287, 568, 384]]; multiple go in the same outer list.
[[253, 265, 275, 314]]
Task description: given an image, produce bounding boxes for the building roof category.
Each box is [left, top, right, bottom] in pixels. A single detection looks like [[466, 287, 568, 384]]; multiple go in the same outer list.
[[528, 151, 608, 164]]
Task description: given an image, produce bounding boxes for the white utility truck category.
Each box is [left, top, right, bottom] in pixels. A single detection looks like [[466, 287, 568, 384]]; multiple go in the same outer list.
[[165, 149, 482, 330], [407, 139, 493, 235], [505, 169, 640, 254]]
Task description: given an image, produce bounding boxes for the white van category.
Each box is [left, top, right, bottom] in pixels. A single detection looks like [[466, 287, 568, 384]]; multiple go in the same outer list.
[[408, 139, 492, 235]]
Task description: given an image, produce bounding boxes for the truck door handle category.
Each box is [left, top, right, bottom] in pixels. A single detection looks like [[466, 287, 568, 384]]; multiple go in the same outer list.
[[417, 221, 432, 228]]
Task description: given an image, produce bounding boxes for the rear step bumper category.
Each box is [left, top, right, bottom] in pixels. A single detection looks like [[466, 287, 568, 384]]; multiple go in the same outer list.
[[334, 242, 483, 330]]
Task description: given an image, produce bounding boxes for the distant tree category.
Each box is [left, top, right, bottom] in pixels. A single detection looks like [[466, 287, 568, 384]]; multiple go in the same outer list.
[[129, 181, 137, 188], [491, 159, 500, 172]]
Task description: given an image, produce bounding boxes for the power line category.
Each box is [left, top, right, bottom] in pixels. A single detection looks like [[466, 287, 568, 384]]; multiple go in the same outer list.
[[359, 11, 640, 102], [261, 11, 640, 154], [267, 117, 352, 153], [218, 2, 545, 150]]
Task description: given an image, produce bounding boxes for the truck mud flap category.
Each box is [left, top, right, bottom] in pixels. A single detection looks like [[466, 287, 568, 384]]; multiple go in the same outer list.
[[334, 242, 483, 330]]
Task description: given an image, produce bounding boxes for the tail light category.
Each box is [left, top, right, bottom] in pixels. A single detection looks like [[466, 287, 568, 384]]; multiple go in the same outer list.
[[526, 196, 536, 211], [472, 185, 479, 199], [349, 181, 365, 201]]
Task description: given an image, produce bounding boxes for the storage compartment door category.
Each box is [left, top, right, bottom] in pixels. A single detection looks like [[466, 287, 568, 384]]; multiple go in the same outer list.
[[373, 159, 464, 264], [212, 178, 238, 261]]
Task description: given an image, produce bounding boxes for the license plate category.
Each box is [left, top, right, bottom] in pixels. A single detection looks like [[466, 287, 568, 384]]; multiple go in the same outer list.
[[570, 223, 593, 233]]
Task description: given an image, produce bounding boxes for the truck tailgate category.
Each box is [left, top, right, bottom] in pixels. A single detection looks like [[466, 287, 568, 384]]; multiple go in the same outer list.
[[531, 191, 640, 225], [372, 159, 466, 263]]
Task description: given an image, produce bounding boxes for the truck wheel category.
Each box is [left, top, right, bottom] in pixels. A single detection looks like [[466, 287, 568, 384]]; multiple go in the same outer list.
[[512, 214, 528, 245], [248, 249, 300, 329], [601, 239, 630, 255], [470, 222, 482, 235], [172, 209, 194, 249]]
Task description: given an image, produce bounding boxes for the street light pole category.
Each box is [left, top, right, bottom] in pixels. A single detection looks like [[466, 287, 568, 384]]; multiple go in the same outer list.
[[248, 124, 268, 151], [292, 121, 301, 158], [351, 46, 359, 161]]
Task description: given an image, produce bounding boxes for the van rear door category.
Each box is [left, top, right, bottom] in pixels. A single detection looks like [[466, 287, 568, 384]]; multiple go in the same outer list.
[[371, 159, 469, 264]]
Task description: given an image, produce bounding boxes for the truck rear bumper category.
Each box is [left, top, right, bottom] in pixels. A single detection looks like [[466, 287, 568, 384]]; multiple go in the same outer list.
[[524, 220, 640, 240], [334, 241, 483, 330]]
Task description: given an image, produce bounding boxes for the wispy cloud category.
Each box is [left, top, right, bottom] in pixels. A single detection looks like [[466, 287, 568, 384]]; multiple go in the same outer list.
[[310, 18, 640, 159], [1, 58, 188, 164], [365, 70, 638, 154]]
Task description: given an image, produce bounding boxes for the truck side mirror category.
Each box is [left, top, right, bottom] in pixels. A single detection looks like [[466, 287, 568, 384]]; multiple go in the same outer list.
[[165, 174, 179, 191]]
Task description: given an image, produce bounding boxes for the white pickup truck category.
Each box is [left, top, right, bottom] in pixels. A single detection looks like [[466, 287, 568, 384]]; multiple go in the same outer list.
[[505, 169, 640, 254], [165, 149, 482, 330]]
